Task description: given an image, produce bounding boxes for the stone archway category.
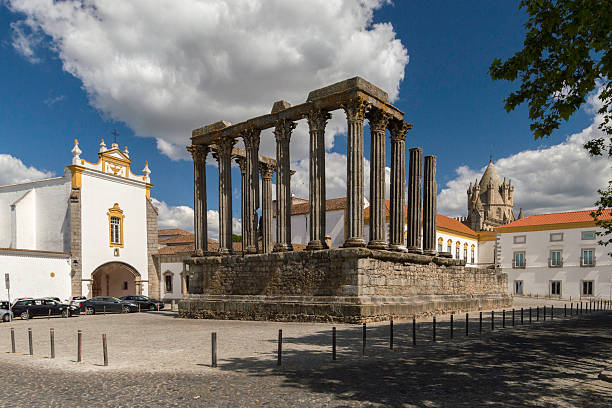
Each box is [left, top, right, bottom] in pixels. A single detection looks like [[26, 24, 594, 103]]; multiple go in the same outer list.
[[91, 262, 141, 298]]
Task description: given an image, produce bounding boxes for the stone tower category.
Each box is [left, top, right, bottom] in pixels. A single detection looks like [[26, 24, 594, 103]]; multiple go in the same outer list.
[[464, 159, 516, 231]]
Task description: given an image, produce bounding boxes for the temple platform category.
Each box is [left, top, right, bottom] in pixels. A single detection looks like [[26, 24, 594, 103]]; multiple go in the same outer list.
[[179, 248, 512, 323]]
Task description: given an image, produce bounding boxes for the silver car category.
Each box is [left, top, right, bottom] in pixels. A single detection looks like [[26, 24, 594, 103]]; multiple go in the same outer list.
[[0, 301, 13, 322]]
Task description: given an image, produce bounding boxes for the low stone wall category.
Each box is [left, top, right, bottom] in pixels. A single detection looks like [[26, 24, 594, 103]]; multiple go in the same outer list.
[[179, 248, 512, 323]]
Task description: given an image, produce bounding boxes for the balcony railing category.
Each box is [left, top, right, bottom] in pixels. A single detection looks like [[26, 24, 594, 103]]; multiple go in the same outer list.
[[548, 257, 563, 268], [580, 256, 596, 267], [512, 259, 526, 269]]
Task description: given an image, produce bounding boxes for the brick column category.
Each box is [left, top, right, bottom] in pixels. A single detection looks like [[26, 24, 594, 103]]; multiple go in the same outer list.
[[274, 119, 296, 252], [260, 162, 275, 253], [423, 155, 437, 255], [343, 98, 367, 248], [216, 137, 235, 255], [235, 156, 247, 249], [366, 108, 389, 249], [407, 147, 423, 253], [306, 110, 331, 250], [388, 120, 411, 251], [242, 128, 261, 254], [187, 144, 208, 254]]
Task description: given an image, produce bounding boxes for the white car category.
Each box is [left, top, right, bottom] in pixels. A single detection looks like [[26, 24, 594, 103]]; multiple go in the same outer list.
[[0, 301, 13, 322], [65, 296, 87, 307]]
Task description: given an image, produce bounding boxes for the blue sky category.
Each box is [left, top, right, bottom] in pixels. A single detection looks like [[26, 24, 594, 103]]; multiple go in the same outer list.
[[0, 1, 605, 235]]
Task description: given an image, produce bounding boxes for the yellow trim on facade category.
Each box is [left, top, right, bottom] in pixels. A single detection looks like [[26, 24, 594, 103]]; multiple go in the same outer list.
[[107, 203, 125, 248], [436, 227, 477, 241], [496, 221, 597, 233], [477, 231, 497, 241], [67, 165, 84, 188], [145, 183, 153, 198]]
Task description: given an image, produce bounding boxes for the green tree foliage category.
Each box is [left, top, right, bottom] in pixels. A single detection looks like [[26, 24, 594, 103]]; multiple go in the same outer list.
[[489, 0, 612, 248], [232, 234, 242, 243]]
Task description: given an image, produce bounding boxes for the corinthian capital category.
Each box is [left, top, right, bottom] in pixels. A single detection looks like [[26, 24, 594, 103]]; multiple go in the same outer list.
[[186, 144, 209, 164], [273, 118, 297, 141], [365, 108, 390, 132], [388, 120, 413, 142], [242, 127, 261, 149], [217, 137, 236, 159], [234, 156, 246, 173], [307, 110, 332, 132], [260, 162, 276, 179], [342, 97, 367, 122]]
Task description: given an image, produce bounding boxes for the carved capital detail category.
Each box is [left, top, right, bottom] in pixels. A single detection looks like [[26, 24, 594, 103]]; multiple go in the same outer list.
[[366, 108, 390, 132], [187, 144, 209, 164], [342, 98, 367, 122], [234, 156, 246, 173], [260, 162, 276, 179], [217, 137, 236, 159], [273, 119, 297, 141], [242, 127, 261, 149], [307, 110, 332, 132], [388, 120, 413, 142]]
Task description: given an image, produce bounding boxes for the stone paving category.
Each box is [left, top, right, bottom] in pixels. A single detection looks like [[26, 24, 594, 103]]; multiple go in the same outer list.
[[0, 299, 610, 407]]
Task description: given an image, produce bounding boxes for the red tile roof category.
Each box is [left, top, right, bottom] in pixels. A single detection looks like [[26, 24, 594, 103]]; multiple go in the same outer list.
[[276, 197, 348, 216], [496, 209, 610, 229], [158, 228, 191, 236]]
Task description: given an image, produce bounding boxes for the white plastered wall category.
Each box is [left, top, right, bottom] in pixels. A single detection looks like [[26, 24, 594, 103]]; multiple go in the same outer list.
[[160, 260, 185, 300]]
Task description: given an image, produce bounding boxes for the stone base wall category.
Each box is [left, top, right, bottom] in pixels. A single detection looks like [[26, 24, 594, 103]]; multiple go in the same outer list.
[[179, 248, 511, 323]]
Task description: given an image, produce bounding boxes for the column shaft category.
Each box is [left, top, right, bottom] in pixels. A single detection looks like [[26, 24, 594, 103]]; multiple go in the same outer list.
[[274, 119, 296, 251], [389, 121, 411, 251], [407, 147, 423, 252], [235, 157, 247, 252], [366, 109, 389, 249], [243, 129, 261, 254], [260, 163, 275, 253], [423, 155, 437, 255], [307, 110, 331, 250], [217, 138, 235, 254], [343, 99, 367, 247], [188, 145, 208, 254]]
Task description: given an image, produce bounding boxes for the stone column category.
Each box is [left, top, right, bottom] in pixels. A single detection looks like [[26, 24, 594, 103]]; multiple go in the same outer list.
[[273, 119, 296, 252], [343, 98, 367, 248], [242, 128, 261, 254], [423, 155, 437, 255], [260, 162, 275, 253], [235, 156, 247, 250], [366, 108, 389, 249], [216, 137, 235, 255], [187, 145, 209, 254], [407, 147, 423, 253], [388, 121, 411, 251], [306, 110, 331, 250]]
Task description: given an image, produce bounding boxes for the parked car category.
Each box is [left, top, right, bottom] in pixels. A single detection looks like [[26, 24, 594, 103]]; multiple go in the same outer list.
[[12, 298, 79, 320], [65, 296, 87, 307], [119, 295, 165, 311], [80, 297, 139, 315], [0, 301, 13, 322]]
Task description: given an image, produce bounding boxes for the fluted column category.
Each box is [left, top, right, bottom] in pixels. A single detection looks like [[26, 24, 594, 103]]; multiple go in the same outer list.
[[388, 121, 411, 251], [242, 128, 261, 254], [306, 110, 331, 250], [273, 119, 296, 252], [366, 108, 389, 249], [407, 147, 423, 253], [216, 137, 236, 255], [343, 98, 367, 247], [260, 163, 275, 254], [423, 155, 437, 255], [235, 156, 247, 251], [187, 144, 209, 254]]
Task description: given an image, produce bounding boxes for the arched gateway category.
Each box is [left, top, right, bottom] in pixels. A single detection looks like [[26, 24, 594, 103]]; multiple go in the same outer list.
[[91, 262, 142, 298]]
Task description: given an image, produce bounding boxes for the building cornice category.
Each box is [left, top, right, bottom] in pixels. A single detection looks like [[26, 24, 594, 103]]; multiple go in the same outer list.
[[496, 221, 597, 233]]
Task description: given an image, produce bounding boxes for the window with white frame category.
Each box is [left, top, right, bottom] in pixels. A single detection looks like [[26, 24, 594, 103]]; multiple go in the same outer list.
[[447, 240, 452, 254], [514, 280, 523, 295], [438, 239, 443, 253], [455, 245, 460, 259], [549, 232, 563, 242], [581, 231, 595, 240], [471, 247, 475, 264], [165, 274, 173, 293], [513, 251, 525, 268], [550, 281, 561, 296], [513, 235, 526, 244], [110, 217, 121, 245], [463, 247, 468, 260], [549, 250, 562, 267], [581, 248, 595, 266], [582, 280, 594, 296]]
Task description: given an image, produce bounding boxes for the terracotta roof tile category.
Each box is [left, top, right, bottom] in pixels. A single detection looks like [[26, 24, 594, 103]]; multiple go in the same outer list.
[[158, 228, 191, 236], [159, 234, 195, 245], [275, 197, 347, 216], [496, 208, 610, 229]]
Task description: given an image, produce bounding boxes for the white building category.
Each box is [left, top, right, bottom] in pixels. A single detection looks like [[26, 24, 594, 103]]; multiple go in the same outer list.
[[1, 139, 159, 301], [498, 209, 612, 300]]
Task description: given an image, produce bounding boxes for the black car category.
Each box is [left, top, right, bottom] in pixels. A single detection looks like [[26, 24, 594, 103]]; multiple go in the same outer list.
[[80, 297, 139, 315], [119, 295, 165, 311], [12, 298, 79, 320]]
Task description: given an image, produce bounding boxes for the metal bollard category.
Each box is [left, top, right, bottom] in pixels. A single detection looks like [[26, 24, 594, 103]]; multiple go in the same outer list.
[[450, 314, 454, 340], [10, 328, 16, 353], [50, 328, 55, 359], [48, 309, 51, 320], [521, 308, 524, 325], [211, 332, 217, 367], [77, 330, 82, 363], [536, 307, 539, 321], [465, 313, 469, 337], [277, 329, 282, 366], [479, 311, 482, 334], [543, 306, 546, 321], [103, 306, 106, 315], [571, 302, 573, 316], [332, 327, 337, 361], [362, 323, 366, 356], [28, 328, 33, 356], [551, 305, 554, 320], [512, 309, 515, 327], [102, 333, 108, 366], [529, 307, 532, 324], [564, 304, 567, 317], [389, 318, 394, 350], [433, 317, 436, 342], [580, 302, 582, 314], [502, 310, 505, 328], [412, 317, 416, 346], [491, 311, 494, 331]]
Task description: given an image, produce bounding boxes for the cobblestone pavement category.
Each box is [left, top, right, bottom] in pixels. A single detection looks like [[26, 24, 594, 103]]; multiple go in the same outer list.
[[0, 302, 610, 407]]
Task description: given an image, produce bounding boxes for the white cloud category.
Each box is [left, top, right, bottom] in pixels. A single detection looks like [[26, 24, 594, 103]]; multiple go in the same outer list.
[[8, 0, 408, 161], [0, 154, 55, 186], [151, 197, 241, 240]]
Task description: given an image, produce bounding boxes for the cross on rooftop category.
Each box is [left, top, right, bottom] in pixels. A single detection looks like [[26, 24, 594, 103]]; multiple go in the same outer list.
[[112, 129, 119, 145]]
